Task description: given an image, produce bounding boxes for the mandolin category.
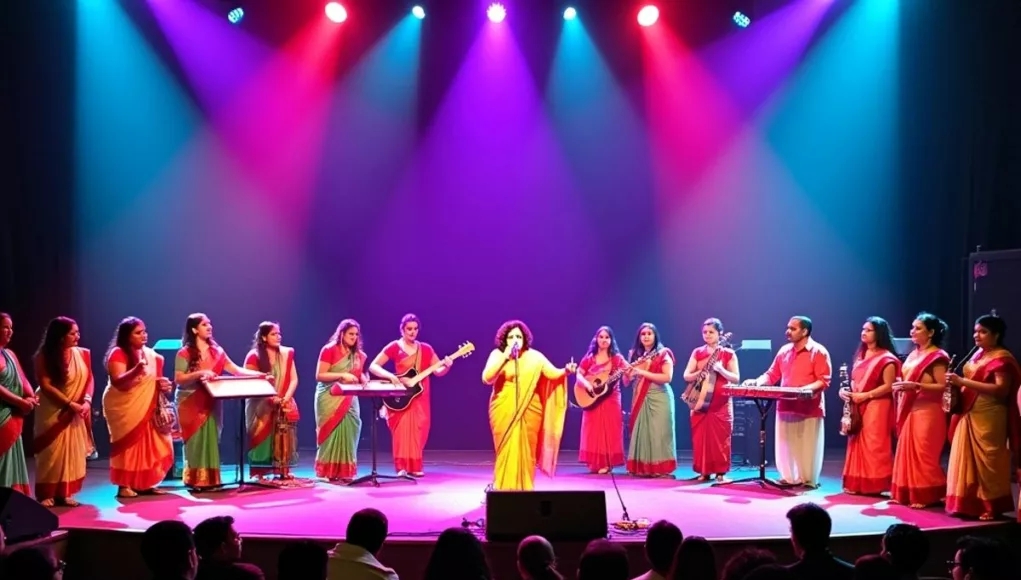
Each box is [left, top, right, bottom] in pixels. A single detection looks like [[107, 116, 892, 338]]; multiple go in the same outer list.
[[681, 333, 733, 413], [381, 342, 475, 411], [573, 351, 656, 410]]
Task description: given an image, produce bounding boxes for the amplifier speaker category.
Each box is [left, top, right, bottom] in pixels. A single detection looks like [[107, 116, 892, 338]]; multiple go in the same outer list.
[[0, 487, 59, 543], [485, 490, 607, 542]]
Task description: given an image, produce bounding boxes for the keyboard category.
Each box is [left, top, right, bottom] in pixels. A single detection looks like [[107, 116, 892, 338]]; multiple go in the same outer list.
[[721, 384, 815, 400], [336, 381, 408, 396]]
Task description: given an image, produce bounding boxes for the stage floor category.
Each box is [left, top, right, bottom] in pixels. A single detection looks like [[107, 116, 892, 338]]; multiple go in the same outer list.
[[48, 450, 1010, 542]]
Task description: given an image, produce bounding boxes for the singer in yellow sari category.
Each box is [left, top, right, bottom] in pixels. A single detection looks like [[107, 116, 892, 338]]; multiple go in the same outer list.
[[945, 315, 1021, 520], [103, 317, 174, 498], [34, 317, 94, 506], [482, 320, 575, 491]]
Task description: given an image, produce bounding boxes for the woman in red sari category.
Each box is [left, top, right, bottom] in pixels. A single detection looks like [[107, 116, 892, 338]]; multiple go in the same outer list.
[[0, 313, 38, 496], [839, 316, 900, 495], [33, 316, 94, 506], [682, 318, 740, 482], [945, 314, 1021, 520], [575, 326, 627, 474], [890, 312, 950, 508], [369, 314, 454, 477]]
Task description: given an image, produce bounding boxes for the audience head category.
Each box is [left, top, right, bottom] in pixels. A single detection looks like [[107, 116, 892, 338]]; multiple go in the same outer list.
[[346, 508, 389, 556], [721, 548, 778, 580], [952, 535, 1013, 580], [881, 523, 928, 576], [854, 554, 898, 580], [277, 541, 328, 580], [577, 539, 629, 580], [517, 535, 563, 580], [668, 536, 716, 580], [645, 520, 683, 575], [193, 516, 243, 563], [1, 546, 64, 580], [743, 564, 795, 580], [423, 527, 491, 580], [785, 503, 832, 556], [141, 520, 198, 580]]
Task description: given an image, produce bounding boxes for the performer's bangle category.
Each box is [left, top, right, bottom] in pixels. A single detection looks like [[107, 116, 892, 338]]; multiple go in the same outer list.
[[84, 395, 92, 403]]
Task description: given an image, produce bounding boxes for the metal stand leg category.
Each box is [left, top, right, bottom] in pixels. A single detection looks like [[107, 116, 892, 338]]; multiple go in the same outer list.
[[712, 399, 796, 493], [348, 398, 416, 487]]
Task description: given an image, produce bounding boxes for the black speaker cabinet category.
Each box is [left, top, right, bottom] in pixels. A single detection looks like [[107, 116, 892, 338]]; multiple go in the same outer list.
[[485, 490, 608, 542], [0, 487, 59, 543], [968, 250, 1021, 348]]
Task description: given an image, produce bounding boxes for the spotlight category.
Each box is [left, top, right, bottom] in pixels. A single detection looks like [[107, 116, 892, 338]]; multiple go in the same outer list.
[[733, 11, 751, 28], [637, 5, 659, 27], [226, 6, 244, 24], [487, 3, 506, 23], [412, 5, 425, 19], [564, 7, 577, 21], [325, 2, 347, 23]]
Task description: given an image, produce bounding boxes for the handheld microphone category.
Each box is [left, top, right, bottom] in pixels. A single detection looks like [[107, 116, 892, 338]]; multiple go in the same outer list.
[[510, 343, 520, 359]]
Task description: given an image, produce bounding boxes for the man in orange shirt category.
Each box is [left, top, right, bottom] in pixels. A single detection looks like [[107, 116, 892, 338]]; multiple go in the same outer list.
[[744, 316, 832, 487]]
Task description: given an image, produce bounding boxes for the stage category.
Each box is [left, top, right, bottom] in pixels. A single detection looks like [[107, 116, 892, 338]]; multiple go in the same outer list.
[[40, 450, 1015, 579]]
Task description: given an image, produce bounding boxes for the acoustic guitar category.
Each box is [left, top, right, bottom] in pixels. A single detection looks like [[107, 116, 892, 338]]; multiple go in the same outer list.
[[680, 333, 733, 413], [381, 342, 475, 411], [573, 351, 656, 410]]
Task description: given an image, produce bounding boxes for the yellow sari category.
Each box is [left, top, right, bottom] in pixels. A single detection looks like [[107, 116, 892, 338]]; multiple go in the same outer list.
[[103, 346, 174, 489], [35, 347, 93, 499], [484, 349, 568, 491]]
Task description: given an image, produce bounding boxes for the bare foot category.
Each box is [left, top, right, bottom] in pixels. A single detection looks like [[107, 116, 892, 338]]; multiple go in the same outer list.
[[117, 487, 138, 498]]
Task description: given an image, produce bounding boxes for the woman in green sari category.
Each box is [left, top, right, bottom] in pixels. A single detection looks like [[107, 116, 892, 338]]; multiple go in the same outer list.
[[174, 313, 270, 490], [314, 319, 367, 483], [0, 313, 38, 495], [624, 323, 677, 477]]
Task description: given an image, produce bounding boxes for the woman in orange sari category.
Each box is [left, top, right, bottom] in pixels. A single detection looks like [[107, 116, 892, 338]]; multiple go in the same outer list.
[[575, 326, 627, 474], [682, 318, 740, 482], [839, 316, 900, 495], [890, 312, 950, 508], [103, 316, 175, 498], [174, 313, 268, 490], [0, 313, 38, 496], [244, 321, 299, 478], [369, 314, 454, 477], [482, 320, 576, 491], [315, 319, 367, 482], [945, 314, 1021, 520], [33, 316, 94, 506]]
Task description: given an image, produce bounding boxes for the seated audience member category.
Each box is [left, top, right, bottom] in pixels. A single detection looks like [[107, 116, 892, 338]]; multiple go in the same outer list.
[[193, 515, 264, 580], [1, 546, 64, 580], [950, 536, 1015, 580], [667, 536, 715, 580], [578, 539, 629, 580], [720, 548, 778, 580], [854, 554, 898, 580], [327, 508, 398, 580], [880, 524, 929, 580], [141, 520, 199, 580], [278, 541, 329, 580], [784, 503, 852, 580], [422, 527, 492, 580], [632, 520, 682, 580], [517, 535, 564, 580], [744, 565, 795, 580]]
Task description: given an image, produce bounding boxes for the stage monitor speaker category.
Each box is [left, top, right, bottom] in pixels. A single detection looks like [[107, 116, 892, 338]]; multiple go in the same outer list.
[[485, 490, 607, 542], [0, 487, 59, 543]]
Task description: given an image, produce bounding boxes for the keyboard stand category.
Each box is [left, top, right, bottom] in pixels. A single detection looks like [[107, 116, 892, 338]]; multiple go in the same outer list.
[[712, 398, 797, 493]]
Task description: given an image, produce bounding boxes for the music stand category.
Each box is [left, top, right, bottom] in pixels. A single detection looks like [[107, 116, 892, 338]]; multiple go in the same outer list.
[[199, 376, 277, 491], [337, 381, 416, 487]]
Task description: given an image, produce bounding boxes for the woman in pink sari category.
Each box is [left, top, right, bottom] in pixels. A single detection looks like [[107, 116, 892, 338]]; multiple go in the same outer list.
[[945, 314, 1021, 520], [33, 316, 94, 506], [839, 316, 900, 495], [103, 317, 175, 498], [575, 326, 627, 474], [890, 312, 950, 508], [682, 318, 740, 482], [0, 313, 38, 496]]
